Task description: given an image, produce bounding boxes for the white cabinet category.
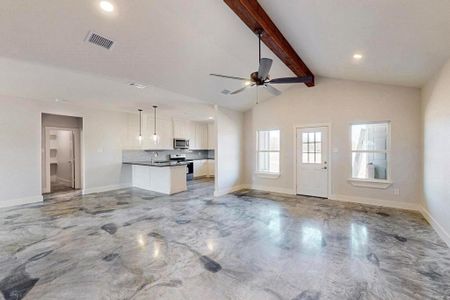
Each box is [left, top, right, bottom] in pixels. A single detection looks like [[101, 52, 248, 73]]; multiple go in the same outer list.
[[193, 159, 214, 178], [173, 119, 190, 139], [207, 159, 215, 177], [193, 160, 208, 178], [194, 123, 208, 150]]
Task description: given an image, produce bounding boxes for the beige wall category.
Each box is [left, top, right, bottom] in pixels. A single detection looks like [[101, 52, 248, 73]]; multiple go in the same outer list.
[[421, 58, 450, 244], [244, 77, 421, 206], [215, 106, 245, 195]]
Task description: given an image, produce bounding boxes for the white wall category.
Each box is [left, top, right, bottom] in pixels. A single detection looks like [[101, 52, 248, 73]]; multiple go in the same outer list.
[[0, 95, 130, 207], [421, 58, 450, 245], [215, 106, 245, 195], [243, 77, 421, 208]]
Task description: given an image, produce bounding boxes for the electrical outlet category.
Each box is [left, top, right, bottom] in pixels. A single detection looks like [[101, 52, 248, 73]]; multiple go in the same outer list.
[[393, 188, 400, 196]]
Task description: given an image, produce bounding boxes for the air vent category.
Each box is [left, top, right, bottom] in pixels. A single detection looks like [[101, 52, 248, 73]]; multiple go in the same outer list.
[[85, 31, 114, 50], [221, 89, 231, 95]]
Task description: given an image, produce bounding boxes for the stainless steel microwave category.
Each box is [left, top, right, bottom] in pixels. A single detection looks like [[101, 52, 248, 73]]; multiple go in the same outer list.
[[173, 139, 190, 149]]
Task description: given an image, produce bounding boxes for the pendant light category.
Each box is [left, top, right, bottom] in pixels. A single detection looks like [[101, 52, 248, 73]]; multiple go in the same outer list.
[[152, 105, 160, 144], [137, 109, 143, 144]]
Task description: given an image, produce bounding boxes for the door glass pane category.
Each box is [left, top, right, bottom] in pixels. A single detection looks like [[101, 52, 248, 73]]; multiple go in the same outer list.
[[315, 153, 322, 164], [352, 152, 387, 180], [315, 142, 321, 152], [308, 153, 315, 163], [308, 143, 315, 152], [302, 153, 308, 163], [302, 132, 308, 143], [308, 132, 315, 142], [315, 132, 322, 142], [302, 144, 308, 153]]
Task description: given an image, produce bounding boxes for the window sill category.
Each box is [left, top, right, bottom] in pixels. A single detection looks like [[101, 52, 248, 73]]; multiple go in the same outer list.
[[348, 178, 392, 189], [255, 172, 280, 179]]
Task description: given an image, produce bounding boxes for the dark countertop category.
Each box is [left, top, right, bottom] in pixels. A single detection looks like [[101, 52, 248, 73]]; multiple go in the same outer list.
[[188, 158, 215, 161], [123, 161, 189, 167]]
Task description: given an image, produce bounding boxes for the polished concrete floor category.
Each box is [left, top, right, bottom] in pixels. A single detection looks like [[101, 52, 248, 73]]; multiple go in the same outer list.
[[0, 178, 449, 299]]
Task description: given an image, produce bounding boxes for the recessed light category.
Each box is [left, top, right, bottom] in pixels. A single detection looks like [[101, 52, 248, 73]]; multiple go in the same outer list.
[[208, 116, 214, 120], [100, 1, 114, 12], [353, 53, 363, 60]]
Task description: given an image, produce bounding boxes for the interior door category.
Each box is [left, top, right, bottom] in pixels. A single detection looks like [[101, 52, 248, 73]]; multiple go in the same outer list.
[[296, 126, 329, 198]]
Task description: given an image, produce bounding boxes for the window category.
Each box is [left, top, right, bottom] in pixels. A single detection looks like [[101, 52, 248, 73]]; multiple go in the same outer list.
[[351, 122, 390, 182], [302, 132, 322, 164], [256, 130, 280, 175]]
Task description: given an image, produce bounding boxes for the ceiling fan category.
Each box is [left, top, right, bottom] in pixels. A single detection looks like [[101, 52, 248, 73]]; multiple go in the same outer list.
[[210, 30, 313, 96]]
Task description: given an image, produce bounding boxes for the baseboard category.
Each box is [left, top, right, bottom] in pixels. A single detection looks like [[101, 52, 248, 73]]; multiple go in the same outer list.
[[420, 206, 450, 247], [0, 195, 43, 209], [214, 184, 247, 197], [82, 184, 130, 195], [329, 194, 420, 211], [243, 184, 296, 195]]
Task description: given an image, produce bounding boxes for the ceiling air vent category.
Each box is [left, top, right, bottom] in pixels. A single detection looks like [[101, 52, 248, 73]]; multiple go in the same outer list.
[[85, 31, 114, 50], [221, 89, 231, 95]]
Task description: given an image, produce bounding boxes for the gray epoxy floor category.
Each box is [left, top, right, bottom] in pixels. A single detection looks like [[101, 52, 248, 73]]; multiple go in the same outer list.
[[0, 178, 449, 299]]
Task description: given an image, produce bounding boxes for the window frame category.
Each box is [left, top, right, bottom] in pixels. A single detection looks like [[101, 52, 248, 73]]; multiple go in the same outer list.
[[348, 121, 392, 189], [255, 129, 281, 178]]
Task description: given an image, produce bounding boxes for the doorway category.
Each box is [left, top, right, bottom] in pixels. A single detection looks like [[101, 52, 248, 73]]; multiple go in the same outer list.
[[42, 114, 82, 195], [296, 126, 329, 198]]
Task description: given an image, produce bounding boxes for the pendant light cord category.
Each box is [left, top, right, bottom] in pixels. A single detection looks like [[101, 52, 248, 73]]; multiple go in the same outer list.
[[138, 109, 142, 136], [153, 106, 157, 135]]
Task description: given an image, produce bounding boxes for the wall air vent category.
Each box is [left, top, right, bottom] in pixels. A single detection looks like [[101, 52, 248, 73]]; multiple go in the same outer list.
[[221, 89, 231, 95], [85, 31, 114, 50]]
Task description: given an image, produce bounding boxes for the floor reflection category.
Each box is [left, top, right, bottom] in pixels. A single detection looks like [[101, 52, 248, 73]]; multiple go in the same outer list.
[[350, 223, 368, 256]]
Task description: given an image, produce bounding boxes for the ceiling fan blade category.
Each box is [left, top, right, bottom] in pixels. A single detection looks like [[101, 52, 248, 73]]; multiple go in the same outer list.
[[264, 84, 282, 96], [258, 58, 273, 80], [268, 76, 313, 84], [210, 74, 250, 81]]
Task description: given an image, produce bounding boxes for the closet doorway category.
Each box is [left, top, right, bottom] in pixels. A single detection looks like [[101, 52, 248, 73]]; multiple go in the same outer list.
[[42, 114, 82, 194]]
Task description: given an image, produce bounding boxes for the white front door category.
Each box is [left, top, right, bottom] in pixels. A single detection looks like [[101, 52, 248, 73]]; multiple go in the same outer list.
[[296, 126, 329, 198]]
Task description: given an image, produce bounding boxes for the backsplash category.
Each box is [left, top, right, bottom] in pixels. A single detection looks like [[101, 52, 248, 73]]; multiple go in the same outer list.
[[123, 149, 214, 162]]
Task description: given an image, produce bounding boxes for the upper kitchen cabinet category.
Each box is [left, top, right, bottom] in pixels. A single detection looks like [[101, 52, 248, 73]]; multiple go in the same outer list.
[[193, 123, 208, 150], [173, 119, 208, 150], [172, 119, 190, 140]]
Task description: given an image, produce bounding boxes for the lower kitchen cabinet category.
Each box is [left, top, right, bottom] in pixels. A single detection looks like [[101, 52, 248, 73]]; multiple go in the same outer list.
[[193, 160, 208, 178], [207, 160, 215, 177]]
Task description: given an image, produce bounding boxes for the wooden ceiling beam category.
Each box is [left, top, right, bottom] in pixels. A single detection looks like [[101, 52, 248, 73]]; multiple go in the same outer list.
[[223, 0, 315, 87]]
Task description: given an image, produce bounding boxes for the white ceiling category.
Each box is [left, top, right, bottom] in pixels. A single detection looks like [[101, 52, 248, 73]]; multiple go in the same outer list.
[[259, 0, 450, 87], [0, 0, 449, 112]]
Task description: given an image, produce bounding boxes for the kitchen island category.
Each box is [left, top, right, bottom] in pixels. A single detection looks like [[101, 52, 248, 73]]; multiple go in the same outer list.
[[123, 161, 188, 195]]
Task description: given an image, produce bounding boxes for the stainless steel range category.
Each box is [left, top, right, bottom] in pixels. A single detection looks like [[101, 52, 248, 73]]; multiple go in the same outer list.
[[169, 154, 193, 181]]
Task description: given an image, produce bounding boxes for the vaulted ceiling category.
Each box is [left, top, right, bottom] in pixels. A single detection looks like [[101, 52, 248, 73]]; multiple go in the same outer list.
[[0, 0, 449, 112]]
